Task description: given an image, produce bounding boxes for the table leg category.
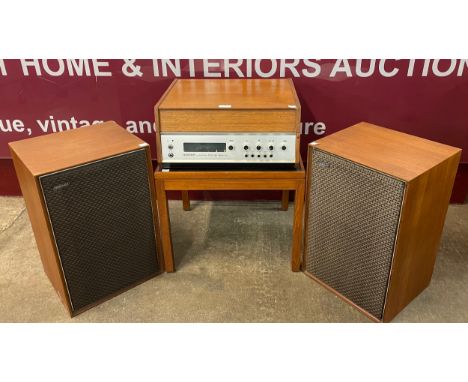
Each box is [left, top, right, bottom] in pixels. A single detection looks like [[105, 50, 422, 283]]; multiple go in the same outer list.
[[181, 190, 190, 211], [291, 181, 305, 272], [281, 190, 289, 211], [155, 179, 175, 272]]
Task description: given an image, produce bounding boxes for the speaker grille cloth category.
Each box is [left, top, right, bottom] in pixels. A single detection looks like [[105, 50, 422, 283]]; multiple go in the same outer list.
[[305, 149, 405, 319], [40, 149, 159, 312]]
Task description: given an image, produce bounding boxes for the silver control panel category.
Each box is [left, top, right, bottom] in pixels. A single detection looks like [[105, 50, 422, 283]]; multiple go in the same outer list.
[[161, 133, 296, 163]]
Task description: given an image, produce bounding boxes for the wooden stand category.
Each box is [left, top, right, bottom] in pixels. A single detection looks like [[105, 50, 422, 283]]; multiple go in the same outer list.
[[154, 161, 306, 273]]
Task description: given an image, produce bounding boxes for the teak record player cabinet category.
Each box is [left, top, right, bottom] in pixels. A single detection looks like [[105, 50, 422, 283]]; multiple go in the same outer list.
[[9, 122, 164, 316], [154, 78, 302, 168], [303, 122, 461, 322]]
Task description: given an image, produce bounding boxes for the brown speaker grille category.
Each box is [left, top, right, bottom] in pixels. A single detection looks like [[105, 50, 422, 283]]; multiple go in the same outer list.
[[305, 148, 405, 320]]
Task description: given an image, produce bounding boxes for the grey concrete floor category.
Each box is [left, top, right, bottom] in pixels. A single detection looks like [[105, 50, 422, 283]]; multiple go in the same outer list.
[[0, 196, 467, 322]]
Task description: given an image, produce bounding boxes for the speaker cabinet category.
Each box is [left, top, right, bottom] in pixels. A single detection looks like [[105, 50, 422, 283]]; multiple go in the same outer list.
[[303, 122, 461, 322], [9, 122, 163, 316]]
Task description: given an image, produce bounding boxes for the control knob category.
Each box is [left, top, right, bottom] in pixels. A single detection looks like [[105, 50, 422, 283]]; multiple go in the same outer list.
[[281, 145, 287, 151], [168, 144, 174, 150], [256, 145, 262, 150], [228, 145, 234, 151], [168, 153, 174, 158], [269, 145, 274, 151], [243, 145, 249, 150]]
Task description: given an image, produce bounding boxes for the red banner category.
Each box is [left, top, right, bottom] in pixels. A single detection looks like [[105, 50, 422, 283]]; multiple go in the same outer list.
[[1, 59, 467, 200]]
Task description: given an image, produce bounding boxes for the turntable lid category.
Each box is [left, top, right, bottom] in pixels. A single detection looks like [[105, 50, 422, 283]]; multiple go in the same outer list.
[[158, 79, 300, 110]]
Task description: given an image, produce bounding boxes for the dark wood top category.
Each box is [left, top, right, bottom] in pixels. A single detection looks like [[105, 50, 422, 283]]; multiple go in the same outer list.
[[158, 79, 299, 110], [8, 121, 146, 176], [313, 122, 462, 181]]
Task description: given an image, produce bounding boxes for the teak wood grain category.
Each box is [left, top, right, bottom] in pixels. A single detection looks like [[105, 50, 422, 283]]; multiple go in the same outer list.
[[303, 122, 462, 322], [159, 79, 298, 109], [383, 151, 461, 322], [289, 78, 302, 172], [154, 160, 306, 273], [314, 122, 460, 182], [154, 79, 178, 163], [162, 179, 303, 191], [158, 109, 297, 132], [181, 191, 191, 211], [155, 179, 175, 273], [281, 190, 289, 211], [8, 121, 147, 176], [8, 122, 162, 317]]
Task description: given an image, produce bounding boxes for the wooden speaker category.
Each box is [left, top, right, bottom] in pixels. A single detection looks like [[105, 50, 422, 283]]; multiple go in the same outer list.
[[303, 122, 461, 322], [9, 122, 163, 316]]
